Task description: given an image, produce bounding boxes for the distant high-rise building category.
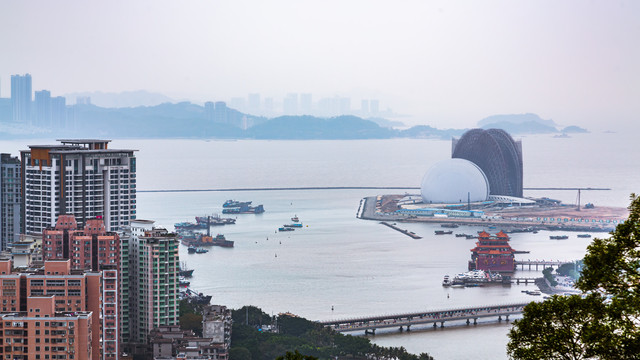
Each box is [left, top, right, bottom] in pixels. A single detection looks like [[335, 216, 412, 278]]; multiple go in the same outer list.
[[51, 96, 67, 128], [370, 99, 379, 115], [248, 93, 261, 114], [452, 128, 523, 197], [126, 220, 179, 345], [283, 93, 298, 115], [76, 96, 91, 105], [35, 89, 52, 127], [0, 153, 21, 250], [205, 101, 215, 122], [214, 101, 227, 123], [11, 74, 32, 123], [264, 97, 274, 114], [360, 100, 369, 116], [300, 93, 312, 115], [21, 139, 137, 235]]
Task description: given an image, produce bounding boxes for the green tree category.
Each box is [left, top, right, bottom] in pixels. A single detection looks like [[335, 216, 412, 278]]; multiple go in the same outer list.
[[229, 347, 252, 360], [508, 194, 640, 359], [275, 350, 318, 360]]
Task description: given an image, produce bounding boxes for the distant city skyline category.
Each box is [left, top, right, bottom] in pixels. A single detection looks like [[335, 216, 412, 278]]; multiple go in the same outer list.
[[1, 1, 639, 130]]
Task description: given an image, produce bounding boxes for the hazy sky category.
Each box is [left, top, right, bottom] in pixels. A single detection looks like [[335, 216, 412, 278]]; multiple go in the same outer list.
[[1, 0, 638, 129]]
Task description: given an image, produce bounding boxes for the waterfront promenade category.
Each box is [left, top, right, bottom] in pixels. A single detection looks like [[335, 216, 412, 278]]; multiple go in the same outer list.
[[320, 302, 531, 334]]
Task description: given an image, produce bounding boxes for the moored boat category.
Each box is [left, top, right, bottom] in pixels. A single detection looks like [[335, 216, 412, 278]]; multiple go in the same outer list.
[[212, 234, 234, 247], [577, 234, 591, 238], [279, 227, 295, 232], [187, 246, 196, 254], [442, 275, 452, 286], [550, 235, 569, 240], [195, 247, 209, 253], [435, 230, 453, 235]]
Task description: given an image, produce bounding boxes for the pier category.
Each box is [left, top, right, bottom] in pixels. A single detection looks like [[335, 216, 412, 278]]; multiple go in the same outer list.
[[319, 302, 530, 334], [514, 260, 568, 270], [380, 221, 422, 239]]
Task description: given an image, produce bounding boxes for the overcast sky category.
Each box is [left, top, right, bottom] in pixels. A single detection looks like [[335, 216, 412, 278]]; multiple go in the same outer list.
[[1, 0, 638, 129]]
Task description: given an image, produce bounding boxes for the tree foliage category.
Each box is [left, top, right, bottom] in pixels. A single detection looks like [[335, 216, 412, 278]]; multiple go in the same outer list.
[[508, 194, 640, 359]]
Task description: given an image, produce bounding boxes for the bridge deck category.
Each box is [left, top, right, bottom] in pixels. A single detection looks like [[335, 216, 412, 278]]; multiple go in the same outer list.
[[320, 302, 532, 332]]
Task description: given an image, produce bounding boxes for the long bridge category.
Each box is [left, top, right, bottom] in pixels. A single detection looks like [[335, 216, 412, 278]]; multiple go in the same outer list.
[[319, 302, 532, 334]]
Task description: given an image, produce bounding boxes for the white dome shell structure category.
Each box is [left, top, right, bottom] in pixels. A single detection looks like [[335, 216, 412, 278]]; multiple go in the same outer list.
[[421, 159, 490, 204]]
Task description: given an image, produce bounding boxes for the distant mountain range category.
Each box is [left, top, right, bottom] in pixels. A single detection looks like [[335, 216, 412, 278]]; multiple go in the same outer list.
[[0, 98, 588, 140]]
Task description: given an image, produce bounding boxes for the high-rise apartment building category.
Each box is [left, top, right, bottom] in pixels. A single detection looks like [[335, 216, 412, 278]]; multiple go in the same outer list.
[[11, 74, 32, 124], [0, 297, 94, 360], [0, 259, 102, 360], [126, 219, 179, 345], [41, 216, 121, 358], [0, 154, 21, 250], [20, 139, 137, 235]]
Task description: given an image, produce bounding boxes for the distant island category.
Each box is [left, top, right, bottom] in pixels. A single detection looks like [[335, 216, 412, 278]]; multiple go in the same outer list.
[[0, 98, 587, 140]]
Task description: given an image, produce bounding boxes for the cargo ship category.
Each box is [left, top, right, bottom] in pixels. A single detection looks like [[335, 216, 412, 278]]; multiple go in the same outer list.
[[223, 200, 252, 208], [222, 204, 265, 214], [196, 214, 236, 226], [469, 231, 516, 273], [211, 234, 234, 248]]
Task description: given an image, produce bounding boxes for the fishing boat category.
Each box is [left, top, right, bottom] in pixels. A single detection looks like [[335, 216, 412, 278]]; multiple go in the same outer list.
[[550, 235, 569, 240], [577, 234, 591, 238], [283, 223, 303, 228], [291, 215, 300, 222], [195, 247, 209, 253], [279, 227, 295, 232], [435, 230, 453, 235], [179, 262, 194, 277]]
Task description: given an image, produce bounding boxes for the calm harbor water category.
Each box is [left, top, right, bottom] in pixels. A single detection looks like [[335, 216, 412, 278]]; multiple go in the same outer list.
[[3, 132, 639, 359]]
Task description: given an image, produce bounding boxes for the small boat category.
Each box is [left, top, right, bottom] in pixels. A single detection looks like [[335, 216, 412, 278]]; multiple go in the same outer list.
[[550, 235, 569, 240], [442, 275, 452, 287], [526, 290, 541, 296], [441, 223, 459, 228], [577, 234, 591, 238], [465, 234, 477, 239], [435, 230, 453, 235], [195, 247, 209, 253], [279, 227, 295, 232], [455, 233, 467, 237], [283, 223, 303, 228], [179, 277, 190, 287], [291, 215, 300, 222], [187, 246, 196, 254]]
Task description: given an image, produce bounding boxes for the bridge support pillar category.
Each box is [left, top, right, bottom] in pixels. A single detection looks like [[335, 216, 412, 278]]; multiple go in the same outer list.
[[466, 319, 470, 325], [399, 326, 403, 332], [506, 315, 510, 322], [440, 322, 444, 328], [474, 318, 477, 325], [498, 316, 502, 322], [433, 323, 437, 328], [406, 325, 411, 332]]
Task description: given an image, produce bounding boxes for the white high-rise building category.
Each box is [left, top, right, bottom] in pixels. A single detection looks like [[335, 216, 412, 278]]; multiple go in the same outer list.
[[20, 139, 137, 234]]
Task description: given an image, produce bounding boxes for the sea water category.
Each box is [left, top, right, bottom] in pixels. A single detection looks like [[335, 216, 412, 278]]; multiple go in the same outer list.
[[3, 132, 639, 359]]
